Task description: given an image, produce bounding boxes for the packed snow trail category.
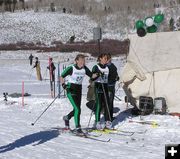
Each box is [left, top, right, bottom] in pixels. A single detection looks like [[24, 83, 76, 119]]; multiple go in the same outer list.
[[0, 96, 180, 159], [0, 51, 180, 159]]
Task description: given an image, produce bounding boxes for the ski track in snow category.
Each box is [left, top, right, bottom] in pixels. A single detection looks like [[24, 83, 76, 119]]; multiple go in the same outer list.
[[0, 52, 180, 159]]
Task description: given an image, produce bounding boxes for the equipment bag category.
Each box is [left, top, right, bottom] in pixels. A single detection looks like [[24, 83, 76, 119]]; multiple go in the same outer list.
[[154, 97, 167, 114], [139, 96, 154, 115]]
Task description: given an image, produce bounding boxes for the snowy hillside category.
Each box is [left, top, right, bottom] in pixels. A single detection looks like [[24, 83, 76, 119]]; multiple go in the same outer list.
[[0, 10, 131, 47], [0, 11, 97, 45], [0, 52, 180, 159], [1, 8, 180, 49], [0, 10, 124, 45]]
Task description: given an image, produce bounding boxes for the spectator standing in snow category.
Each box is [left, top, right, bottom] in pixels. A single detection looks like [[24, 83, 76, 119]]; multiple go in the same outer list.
[[33, 57, 42, 81], [47, 57, 56, 82], [29, 54, 34, 66]]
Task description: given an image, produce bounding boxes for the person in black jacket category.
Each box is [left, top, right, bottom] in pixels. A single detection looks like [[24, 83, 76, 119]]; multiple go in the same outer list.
[[106, 53, 119, 121], [29, 54, 34, 66]]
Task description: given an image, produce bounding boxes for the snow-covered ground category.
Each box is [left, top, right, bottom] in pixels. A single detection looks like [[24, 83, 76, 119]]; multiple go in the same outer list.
[[0, 51, 179, 159], [0, 10, 125, 45]]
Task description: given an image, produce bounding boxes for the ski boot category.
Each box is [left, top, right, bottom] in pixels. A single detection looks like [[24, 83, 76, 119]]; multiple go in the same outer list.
[[72, 127, 86, 137], [95, 121, 104, 130], [63, 115, 70, 130], [105, 121, 113, 130]]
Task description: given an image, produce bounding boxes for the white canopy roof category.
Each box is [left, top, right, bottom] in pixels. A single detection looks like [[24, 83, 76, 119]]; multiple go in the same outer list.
[[121, 31, 180, 113]]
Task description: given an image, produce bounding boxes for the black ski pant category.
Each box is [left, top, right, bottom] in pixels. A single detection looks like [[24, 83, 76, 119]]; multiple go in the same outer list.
[[108, 85, 115, 120], [66, 86, 82, 128], [94, 83, 112, 122], [30, 59, 33, 66]]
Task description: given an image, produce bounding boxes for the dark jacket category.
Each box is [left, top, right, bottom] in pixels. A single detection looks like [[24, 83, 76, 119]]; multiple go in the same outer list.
[[106, 62, 119, 85]]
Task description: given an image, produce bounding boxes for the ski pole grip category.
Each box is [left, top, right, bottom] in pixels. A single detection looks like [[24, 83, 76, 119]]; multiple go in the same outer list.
[[62, 83, 67, 90]]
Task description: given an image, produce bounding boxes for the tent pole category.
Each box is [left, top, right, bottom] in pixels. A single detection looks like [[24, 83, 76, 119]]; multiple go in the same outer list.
[[153, 72, 155, 98]]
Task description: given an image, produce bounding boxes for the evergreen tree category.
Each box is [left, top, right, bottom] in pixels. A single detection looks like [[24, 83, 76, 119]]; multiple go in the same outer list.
[[12, 0, 17, 12], [169, 18, 175, 31], [0, 0, 3, 6], [50, 2, 55, 12], [4, 0, 12, 12]]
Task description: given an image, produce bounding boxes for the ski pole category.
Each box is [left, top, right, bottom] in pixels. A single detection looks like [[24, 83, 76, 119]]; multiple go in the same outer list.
[[87, 102, 96, 128], [29, 68, 33, 80], [87, 110, 93, 128], [100, 76, 112, 122], [53, 72, 56, 98], [114, 95, 122, 101], [43, 68, 48, 81], [31, 95, 59, 126], [58, 63, 61, 98]]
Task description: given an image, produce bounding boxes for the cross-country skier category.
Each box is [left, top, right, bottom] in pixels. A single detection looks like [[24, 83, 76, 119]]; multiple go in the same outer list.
[[106, 53, 119, 121], [92, 53, 112, 130], [60, 54, 98, 135]]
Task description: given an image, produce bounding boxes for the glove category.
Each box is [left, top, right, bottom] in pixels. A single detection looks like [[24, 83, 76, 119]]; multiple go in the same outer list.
[[116, 76, 120, 81], [62, 83, 67, 90]]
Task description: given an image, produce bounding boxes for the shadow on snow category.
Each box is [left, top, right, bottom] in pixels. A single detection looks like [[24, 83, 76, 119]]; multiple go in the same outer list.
[[0, 129, 60, 153], [112, 108, 133, 127]]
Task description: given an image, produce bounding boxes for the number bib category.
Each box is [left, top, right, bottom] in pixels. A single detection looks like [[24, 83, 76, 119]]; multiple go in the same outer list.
[[68, 66, 85, 85], [95, 65, 109, 83]]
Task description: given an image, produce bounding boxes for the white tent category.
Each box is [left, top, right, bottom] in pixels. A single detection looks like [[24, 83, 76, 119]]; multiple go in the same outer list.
[[121, 31, 180, 113]]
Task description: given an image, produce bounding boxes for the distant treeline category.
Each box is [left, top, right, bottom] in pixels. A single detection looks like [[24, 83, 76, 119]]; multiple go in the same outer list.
[[0, 39, 130, 56], [1, 0, 180, 13], [0, 0, 25, 12]]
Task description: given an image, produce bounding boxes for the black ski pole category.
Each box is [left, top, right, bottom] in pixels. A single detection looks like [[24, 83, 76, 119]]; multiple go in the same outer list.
[[100, 77, 112, 122], [114, 95, 122, 101], [31, 95, 59, 126], [87, 110, 93, 128], [53, 71, 56, 98], [87, 102, 96, 128]]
